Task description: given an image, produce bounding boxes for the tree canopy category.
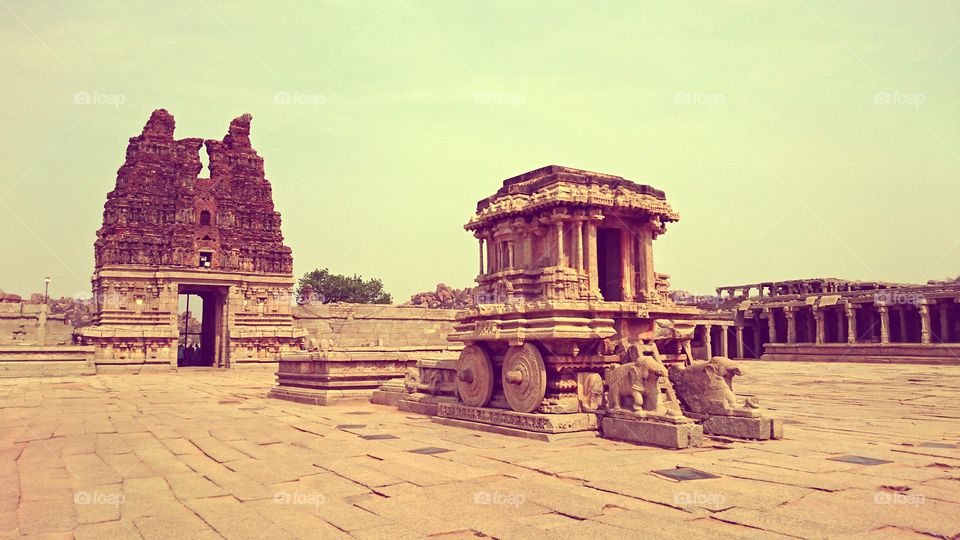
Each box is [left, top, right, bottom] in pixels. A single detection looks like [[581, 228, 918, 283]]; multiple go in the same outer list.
[[296, 268, 392, 304]]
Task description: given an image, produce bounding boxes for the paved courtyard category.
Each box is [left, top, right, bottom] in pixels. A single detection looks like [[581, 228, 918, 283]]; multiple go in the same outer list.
[[1, 361, 959, 540]]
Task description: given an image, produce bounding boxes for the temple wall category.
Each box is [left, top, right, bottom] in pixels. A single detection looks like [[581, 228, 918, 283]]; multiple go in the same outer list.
[[0, 303, 75, 346], [0, 303, 94, 377], [292, 304, 459, 348]]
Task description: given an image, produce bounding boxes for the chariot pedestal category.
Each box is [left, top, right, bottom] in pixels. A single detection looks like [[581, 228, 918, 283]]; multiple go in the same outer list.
[[600, 411, 703, 449], [687, 412, 784, 440]]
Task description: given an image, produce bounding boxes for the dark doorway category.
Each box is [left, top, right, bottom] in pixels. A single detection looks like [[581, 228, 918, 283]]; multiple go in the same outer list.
[[178, 294, 209, 366], [177, 285, 227, 367], [597, 228, 623, 301]]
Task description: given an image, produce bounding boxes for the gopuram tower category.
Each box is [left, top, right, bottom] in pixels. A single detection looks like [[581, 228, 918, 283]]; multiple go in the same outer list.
[[76, 109, 305, 371]]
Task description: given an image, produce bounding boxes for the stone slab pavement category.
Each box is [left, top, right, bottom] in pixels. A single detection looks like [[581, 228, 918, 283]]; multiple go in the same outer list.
[[0, 361, 958, 539]]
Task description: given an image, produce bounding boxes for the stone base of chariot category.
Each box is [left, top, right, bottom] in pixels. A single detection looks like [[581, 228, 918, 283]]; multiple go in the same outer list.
[[432, 402, 598, 442], [689, 413, 784, 440], [600, 411, 703, 449], [397, 394, 459, 416]]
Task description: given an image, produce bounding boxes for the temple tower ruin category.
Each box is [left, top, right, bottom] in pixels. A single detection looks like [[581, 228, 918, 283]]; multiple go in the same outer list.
[[77, 109, 305, 371]]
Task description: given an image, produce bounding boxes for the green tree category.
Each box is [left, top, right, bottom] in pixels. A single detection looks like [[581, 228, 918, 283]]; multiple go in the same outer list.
[[296, 268, 392, 304]]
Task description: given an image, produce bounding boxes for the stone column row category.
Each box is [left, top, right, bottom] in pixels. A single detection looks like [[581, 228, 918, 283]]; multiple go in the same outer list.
[[700, 324, 739, 359]]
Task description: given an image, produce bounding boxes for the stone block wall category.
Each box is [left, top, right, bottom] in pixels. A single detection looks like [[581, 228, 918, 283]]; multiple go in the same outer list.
[[0, 303, 74, 346], [292, 304, 460, 348]]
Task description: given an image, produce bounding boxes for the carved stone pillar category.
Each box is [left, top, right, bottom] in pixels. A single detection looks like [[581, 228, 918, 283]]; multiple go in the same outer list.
[[836, 307, 845, 344], [767, 310, 777, 344], [785, 308, 797, 344], [878, 305, 890, 344], [753, 320, 761, 357], [477, 238, 484, 276], [554, 221, 566, 267], [845, 304, 857, 344], [920, 302, 931, 345], [520, 229, 533, 269], [940, 303, 950, 343], [635, 220, 655, 300], [575, 220, 584, 273], [621, 230, 633, 300], [813, 308, 825, 344], [507, 241, 514, 270], [735, 326, 744, 359], [720, 326, 729, 357], [485, 235, 494, 274], [586, 219, 600, 297], [703, 324, 713, 360]]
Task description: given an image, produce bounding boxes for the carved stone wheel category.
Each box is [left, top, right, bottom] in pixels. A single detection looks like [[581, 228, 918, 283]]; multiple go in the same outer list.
[[456, 345, 494, 407], [502, 343, 547, 413]]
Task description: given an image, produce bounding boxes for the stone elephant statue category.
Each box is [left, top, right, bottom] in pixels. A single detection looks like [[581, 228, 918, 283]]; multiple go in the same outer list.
[[668, 356, 759, 416], [605, 346, 669, 414]]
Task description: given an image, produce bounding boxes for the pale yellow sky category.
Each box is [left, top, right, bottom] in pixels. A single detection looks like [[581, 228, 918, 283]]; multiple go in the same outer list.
[[1, 1, 958, 301]]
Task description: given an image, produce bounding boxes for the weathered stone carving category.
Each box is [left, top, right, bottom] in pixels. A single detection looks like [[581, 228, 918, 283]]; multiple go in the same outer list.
[[577, 372, 604, 412], [94, 109, 292, 274], [652, 319, 695, 365], [403, 366, 420, 393], [668, 356, 761, 416], [605, 346, 669, 414]]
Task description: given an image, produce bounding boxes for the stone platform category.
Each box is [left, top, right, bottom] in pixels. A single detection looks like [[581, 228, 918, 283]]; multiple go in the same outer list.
[[2, 360, 960, 539], [762, 342, 960, 365], [699, 414, 784, 440], [0, 346, 95, 378], [270, 345, 458, 405], [600, 413, 703, 449]]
